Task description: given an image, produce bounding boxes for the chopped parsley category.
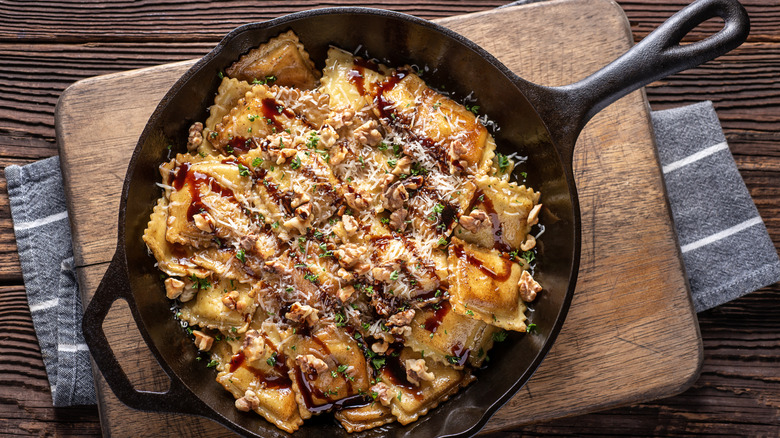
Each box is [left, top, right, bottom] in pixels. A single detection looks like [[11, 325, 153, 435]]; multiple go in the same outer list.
[[433, 203, 444, 214], [492, 331, 508, 342], [290, 155, 302, 170], [189, 274, 211, 290], [306, 132, 319, 149], [527, 323, 538, 334], [237, 163, 250, 176], [389, 270, 399, 281], [371, 357, 386, 369], [252, 157, 263, 167], [267, 352, 278, 366], [522, 250, 536, 264], [235, 249, 246, 263], [207, 359, 218, 368], [496, 153, 510, 173]]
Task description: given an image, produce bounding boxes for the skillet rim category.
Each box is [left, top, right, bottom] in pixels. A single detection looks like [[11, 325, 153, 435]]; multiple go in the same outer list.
[[114, 6, 580, 437]]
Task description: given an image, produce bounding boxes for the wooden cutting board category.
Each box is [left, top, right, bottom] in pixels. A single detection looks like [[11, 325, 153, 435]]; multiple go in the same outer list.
[[56, 0, 702, 435]]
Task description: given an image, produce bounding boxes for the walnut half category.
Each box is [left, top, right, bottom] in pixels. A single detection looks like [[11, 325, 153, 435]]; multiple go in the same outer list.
[[518, 270, 542, 302]]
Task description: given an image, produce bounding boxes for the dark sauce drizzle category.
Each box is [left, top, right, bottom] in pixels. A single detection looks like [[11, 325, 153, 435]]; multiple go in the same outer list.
[[172, 162, 237, 220]]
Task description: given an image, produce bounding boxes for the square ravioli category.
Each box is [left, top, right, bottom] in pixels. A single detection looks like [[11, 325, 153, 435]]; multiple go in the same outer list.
[[448, 237, 529, 332]]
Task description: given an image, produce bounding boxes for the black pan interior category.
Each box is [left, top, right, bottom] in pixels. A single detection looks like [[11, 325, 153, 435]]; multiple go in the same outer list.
[[121, 8, 577, 438]]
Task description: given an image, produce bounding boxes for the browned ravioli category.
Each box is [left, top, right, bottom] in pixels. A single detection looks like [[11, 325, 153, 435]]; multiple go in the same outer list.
[[143, 30, 544, 433]]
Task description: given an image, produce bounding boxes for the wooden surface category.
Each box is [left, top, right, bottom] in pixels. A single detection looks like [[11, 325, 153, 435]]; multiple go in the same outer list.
[[59, 0, 701, 435], [1, 0, 778, 437]]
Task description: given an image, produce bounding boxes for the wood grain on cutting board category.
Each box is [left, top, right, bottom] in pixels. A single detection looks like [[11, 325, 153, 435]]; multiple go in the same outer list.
[[56, 0, 701, 435]]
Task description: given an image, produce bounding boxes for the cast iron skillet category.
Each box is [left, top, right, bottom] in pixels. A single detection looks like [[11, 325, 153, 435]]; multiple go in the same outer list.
[[82, 1, 748, 437]]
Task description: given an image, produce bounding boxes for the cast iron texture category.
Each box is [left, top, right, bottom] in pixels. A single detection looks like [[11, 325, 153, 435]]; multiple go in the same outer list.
[[82, 1, 748, 437]]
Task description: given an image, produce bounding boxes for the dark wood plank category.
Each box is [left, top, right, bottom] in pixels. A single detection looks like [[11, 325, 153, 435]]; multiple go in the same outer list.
[[620, 0, 780, 42], [0, 0, 512, 43]]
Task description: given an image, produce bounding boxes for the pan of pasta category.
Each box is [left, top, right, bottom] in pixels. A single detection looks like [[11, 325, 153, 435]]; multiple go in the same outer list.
[[82, 2, 748, 437]]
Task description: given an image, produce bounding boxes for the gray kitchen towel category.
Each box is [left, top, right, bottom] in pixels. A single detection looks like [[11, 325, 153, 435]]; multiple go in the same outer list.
[[4, 102, 779, 406], [5, 156, 97, 406], [652, 101, 780, 312]]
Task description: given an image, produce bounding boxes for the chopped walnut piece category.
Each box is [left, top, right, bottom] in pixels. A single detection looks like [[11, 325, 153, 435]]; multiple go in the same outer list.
[[387, 309, 415, 327], [448, 140, 470, 174], [283, 216, 307, 233], [290, 190, 311, 209], [371, 340, 389, 354], [241, 330, 266, 364], [179, 278, 198, 302], [222, 290, 239, 310], [338, 285, 355, 303], [389, 208, 408, 232], [382, 181, 409, 211], [192, 330, 214, 351], [459, 209, 491, 234], [336, 268, 355, 282], [325, 107, 356, 130], [344, 192, 369, 211], [265, 259, 292, 275], [193, 212, 215, 232], [268, 147, 298, 165], [372, 267, 393, 282], [518, 270, 542, 302], [296, 354, 329, 375], [164, 278, 185, 300], [330, 144, 348, 165], [389, 325, 412, 337], [235, 389, 260, 412], [354, 120, 383, 146], [342, 214, 358, 236], [391, 156, 412, 176], [187, 122, 204, 152], [335, 243, 366, 268], [527, 204, 542, 226], [353, 261, 371, 276], [239, 234, 258, 251], [295, 202, 312, 220], [320, 125, 339, 148], [520, 234, 537, 251], [405, 359, 435, 386], [370, 382, 393, 406], [286, 302, 319, 325]]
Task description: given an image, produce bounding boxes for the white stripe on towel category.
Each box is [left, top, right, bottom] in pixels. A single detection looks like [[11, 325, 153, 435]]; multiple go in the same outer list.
[[681, 216, 763, 253], [58, 343, 90, 352], [29, 298, 60, 313], [13, 211, 68, 231], [662, 141, 729, 174]]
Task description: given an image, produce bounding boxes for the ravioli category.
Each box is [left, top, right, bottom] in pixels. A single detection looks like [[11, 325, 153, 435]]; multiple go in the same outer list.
[[144, 31, 544, 434]]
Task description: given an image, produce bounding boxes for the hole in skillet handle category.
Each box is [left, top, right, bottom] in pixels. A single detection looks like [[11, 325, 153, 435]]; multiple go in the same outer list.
[[520, 0, 749, 171], [81, 247, 215, 419]]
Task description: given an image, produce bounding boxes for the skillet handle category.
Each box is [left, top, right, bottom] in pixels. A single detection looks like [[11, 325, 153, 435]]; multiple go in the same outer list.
[[82, 249, 209, 416], [529, 0, 749, 166]]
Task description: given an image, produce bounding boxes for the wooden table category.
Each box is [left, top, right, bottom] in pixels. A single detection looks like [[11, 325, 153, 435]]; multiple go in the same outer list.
[[0, 1, 778, 436]]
